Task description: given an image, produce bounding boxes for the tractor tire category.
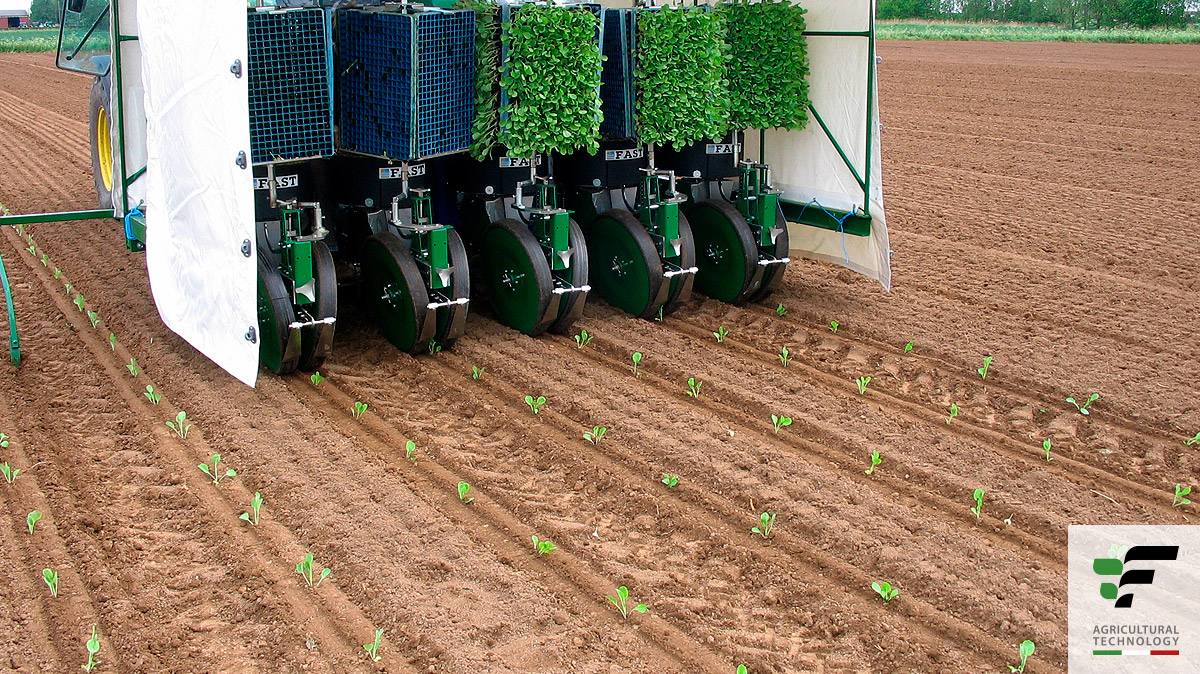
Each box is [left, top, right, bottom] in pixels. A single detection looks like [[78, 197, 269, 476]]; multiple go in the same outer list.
[[89, 74, 114, 210]]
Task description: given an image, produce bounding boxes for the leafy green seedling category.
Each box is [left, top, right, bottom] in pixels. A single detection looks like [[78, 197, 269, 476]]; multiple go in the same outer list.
[[661, 473, 679, 488], [73, 294, 85, 312], [630, 351, 643, 376], [1008, 639, 1035, 673], [574, 329, 593, 349], [458, 481, 474, 504], [686, 377, 702, 398], [532, 535, 557, 555], [1173, 484, 1191, 507], [167, 410, 192, 438], [107, 333, 116, 351], [525, 395, 546, 414], [471, 365, 485, 380], [428, 340, 442, 355], [351, 401, 368, 420], [655, 306, 664, 322], [87, 310, 99, 328], [27, 510, 41, 534], [83, 625, 101, 672], [363, 628, 384, 663], [1183, 432, 1199, 446], [829, 319, 839, 333], [737, 666, 748, 674], [1066, 393, 1099, 415], [771, 414, 792, 433], [1, 462, 20, 483], [947, 402, 959, 424], [126, 357, 140, 376], [778, 346, 792, 367], [871, 580, 898, 602], [0, 431, 7, 448], [977, 355, 993, 379], [856, 376, 871, 394], [864, 450, 882, 475], [606, 585, 648, 619], [1042, 438, 1053, 462], [310, 371, 325, 386], [776, 303, 786, 317], [752, 512, 775, 538], [25, 244, 35, 254], [199, 453, 235, 484], [53, 267, 61, 279], [904, 341, 914, 353], [713, 326, 729, 343], [64, 282, 73, 294], [144, 385, 161, 405], [970, 488, 985, 521], [583, 426, 607, 445], [240, 492, 263, 525], [405, 440, 417, 462], [40, 253, 49, 267], [42, 568, 58, 597], [295, 553, 331, 587]]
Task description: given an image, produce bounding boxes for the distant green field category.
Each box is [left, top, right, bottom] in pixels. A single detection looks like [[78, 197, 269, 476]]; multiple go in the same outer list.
[[877, 21, 1200, 44], [0, 28, 59, 53]]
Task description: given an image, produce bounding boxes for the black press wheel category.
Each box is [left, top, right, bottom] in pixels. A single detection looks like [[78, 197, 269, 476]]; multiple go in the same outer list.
[[89, 75, 114, 210], [257, 257, 299, 375], [662, 209, 697, 317], [548, 218, 589, 334], [746, 208, 790, 303], [297, 240, 337, 371], [688, 199, 760, 305], [482, 218, 555, 336], [433, 228, 470, 349], [586, 209, 665, 320], [361, 232, 432, 354]]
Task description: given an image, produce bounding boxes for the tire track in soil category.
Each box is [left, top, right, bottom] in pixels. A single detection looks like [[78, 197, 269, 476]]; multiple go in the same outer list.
[[2, 227, 407, 673]]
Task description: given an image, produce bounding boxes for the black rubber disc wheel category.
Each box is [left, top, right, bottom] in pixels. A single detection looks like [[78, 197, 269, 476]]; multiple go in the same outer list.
[[433, 228, 470, 349], [482, 218, 554, 336], [747, 207, 790, 303], [298, 240, 337, 371], [586, 209, 665, 320], [688, 199, 760, 305], [89, 75, 114, 210], [662, 210, 697, 317], [548, 218, 589, 335], [257, 257, 299, 375], [361, 232, 431, 354]]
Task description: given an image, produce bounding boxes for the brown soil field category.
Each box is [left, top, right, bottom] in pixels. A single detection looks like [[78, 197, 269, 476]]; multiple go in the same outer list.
[[1, 41, 1198, 674]]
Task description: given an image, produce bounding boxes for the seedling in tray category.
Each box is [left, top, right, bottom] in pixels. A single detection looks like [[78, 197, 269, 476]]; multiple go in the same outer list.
[[167, 410, 192, 438], [713, 326, 729, 343], [606, 585, 648, 619], [1008, 639, 1036, 673], [660, 472, 679, 488], [1066, 393, 1099, 415], [686, 377, 703, 398], [771, 414, 792, 433], [977, 355, 993, 379], [871, 580, 898, 602], [583, 426, 607, 445], [525, 395, 546, 414], [864, 450, 882, 475], [296, 553, 331, 587], [752, 512, 776, 538], [532, 535, 557, 555], [1173, 484, 1191, 507], [240, 492, 263, 525], [970, 488, 985, 521], [199, 453, 236, 484]]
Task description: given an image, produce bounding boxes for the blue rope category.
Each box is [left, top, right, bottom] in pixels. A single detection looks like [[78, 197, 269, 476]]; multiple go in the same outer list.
[[124, 205, 143, 244], [794, 198, 858, 265]]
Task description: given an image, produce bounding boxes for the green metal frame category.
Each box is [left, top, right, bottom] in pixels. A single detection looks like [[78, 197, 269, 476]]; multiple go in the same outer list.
[[525, 180, 572, 273], [0, 247, 19, 366], [635, 172, 681, 264], [399, 191, 453, 291]]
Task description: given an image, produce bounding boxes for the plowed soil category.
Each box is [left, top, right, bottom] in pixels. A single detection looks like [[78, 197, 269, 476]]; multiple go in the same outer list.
[[1, 41, 1197, 674]]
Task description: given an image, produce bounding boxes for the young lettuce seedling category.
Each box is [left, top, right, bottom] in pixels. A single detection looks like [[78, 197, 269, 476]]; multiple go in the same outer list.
[[778, 346, 792, 367], [713, 326, 729, 343], [471, 366, 485, 380], [630, 351, 644, 376], [737, 666, 748, 674], [583, 426, 607, 445], [977, 355, 993, 380], [660, 473, 679, 488], [606, 585, 648, 619], [310, 371, 325, 386], [363, 628, 384, 663], [531, 535, 557, 555], [0, 431, 8, 448], [351, 401, 369, 420], [27, 510, 41, 535], [829, 320, 839, 333], [904, 341, 914, 353], [167, 410, 192, 439], [1042, 438, 1053, 462], [83, 625, 101, 673], [87, 310, 99, 329], [458, 482, 474, 504], [771, 415, 792, 433], [53, 267, 61, 279], [144, 385, 162, 405], [40, 253, 49, 267], [42, 568, 58, 597], [947, 402, 959, 424], [752, 512, 776, 538], [1183, 432, 1199, 446], [871, 580, 898, 602], [72, 295, 85, 313], [295, 553, 331, 587], [428, 340, 442, 355], [864, 450, 882, 475], [108, 333, 116, 351], [199, 453, 236, 484], [126, 357, 141, 376], [776, 303, 787, 317], [1, 461, 20, 484], [574, 329, 593, 349], [686, 377, 702, 398], [855, 376, 871, 395], [1066, 393, 1099, 415], [524, 395, 547, 414], [1008, 639, 1036, 673], [405, 440, 417, 462], [1173, 484, 1192, 508], [240, 492, 264, 525], [970, 488, 985, 521]]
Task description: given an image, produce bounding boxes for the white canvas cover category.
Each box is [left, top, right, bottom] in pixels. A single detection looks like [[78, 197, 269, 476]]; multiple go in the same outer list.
[[109, 0, 148, 216], [138, 0, 259, 386], [746, 0, 891, 291]]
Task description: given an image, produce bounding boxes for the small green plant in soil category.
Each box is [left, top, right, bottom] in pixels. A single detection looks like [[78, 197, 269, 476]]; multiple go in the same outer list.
[[42, 568, 59, 597], [73, 294, 85, 313], [660, 472, 679, 488], [309, 371, 325, 386], [771, 414, 792, 433], [405, 440, 418, 462], [240, 492, 264, 525], [363, 628, 384, 663], [144, 385, 161, 405], [458, 481, 475, 504], [40, 253, 49, 267], [1184, 432, 1199, 446], [776, 303, 787, 316], [977, 355, 994, 379], [126, 357, 140, 376], [574, 329, 593, 349], [532, 535, 557, 555], [829, 319, 839, 333], [525, 395, 546, 414], [25, 244, 34, 254], [83, 625, 101, 672], [778, 346, 792, 367], [64, 282, 72, 294], [686, 377, 702, 398], [296, 553, 331, 587], [471, 365, 485, 380], [864, 450, 882, 475], [1, 461, 20, 484], [737, 666, 748, 674], [606, 585, 648, 619], [713, 326, 729, 343], [856, 376, 871, 394], [752, 512, 776, 538], [428, 340, 442, 355], [87, 310, 99, 328], [904, 341, 914, 353], [970, 488, 985, 521], [871, 580, 898, 602], [947, 402, 959, 424], [167, 410, 192, 438], [1173, 484, 1192, 507], [108, 333, 116, 351], [630, 351, 644, 376], [27, 510, 41, 534], [53, 267, 61, 279], [583, 426, 607, 445], [1066, 393, 1099, 415], [1042, 438, 1053, 462], [199, 453, 236, 484], [351, 401, 369, 420], [0, 432, 7, 449], [1008, 639, 1036, 673]]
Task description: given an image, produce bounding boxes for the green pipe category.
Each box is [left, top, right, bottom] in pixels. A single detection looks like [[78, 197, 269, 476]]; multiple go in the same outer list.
[[0, 249, 19, 366], [0, 210, 115, 226], [863, 7, 876, 218], [111, 0, 130, 216]]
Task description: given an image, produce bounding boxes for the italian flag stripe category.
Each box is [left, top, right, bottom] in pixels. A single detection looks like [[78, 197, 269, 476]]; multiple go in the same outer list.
[[1092, 650, 1179, 656]]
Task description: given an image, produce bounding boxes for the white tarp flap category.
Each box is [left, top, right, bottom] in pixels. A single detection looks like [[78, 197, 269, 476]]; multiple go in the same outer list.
[[747, 0, 891, 291], [138, 0, 259, 386], [111, 0, 148, 216]]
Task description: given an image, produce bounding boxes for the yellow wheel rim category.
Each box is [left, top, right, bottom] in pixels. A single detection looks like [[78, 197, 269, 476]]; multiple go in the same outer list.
[[97, 107, 114, 192]]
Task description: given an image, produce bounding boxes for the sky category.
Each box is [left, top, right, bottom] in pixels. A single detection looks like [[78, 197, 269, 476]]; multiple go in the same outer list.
[[0, 1, 30, 11]]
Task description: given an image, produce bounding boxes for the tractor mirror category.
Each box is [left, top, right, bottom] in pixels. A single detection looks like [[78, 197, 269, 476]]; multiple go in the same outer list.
[[66, 0, 88, 14]]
